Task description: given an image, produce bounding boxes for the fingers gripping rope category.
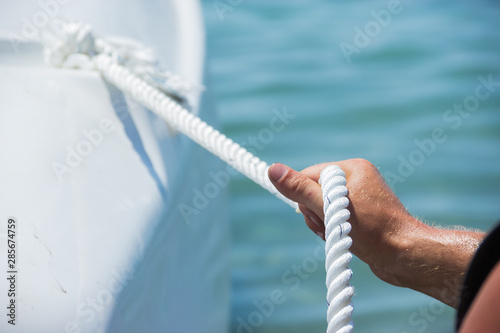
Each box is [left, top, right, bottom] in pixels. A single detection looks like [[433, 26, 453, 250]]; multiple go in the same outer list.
[[319, 166, 354, 333]]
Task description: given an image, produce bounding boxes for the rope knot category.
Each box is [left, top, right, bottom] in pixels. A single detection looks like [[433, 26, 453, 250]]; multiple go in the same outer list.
[[42, 19, 96, 69], [41, 19, 203, 108]]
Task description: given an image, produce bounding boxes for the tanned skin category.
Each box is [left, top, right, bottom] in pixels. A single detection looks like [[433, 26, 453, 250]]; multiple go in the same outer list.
[[268, 159, 496, 332]]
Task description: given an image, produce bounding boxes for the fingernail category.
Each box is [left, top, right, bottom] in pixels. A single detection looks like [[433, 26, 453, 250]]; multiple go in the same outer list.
[[269, 163, 287, 181], [315, 231, 324, 239]]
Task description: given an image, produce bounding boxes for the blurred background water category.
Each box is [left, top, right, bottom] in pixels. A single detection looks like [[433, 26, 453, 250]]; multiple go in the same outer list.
[[201, 0, 500, 332]]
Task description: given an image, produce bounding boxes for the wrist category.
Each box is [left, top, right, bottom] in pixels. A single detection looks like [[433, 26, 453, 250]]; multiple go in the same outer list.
[[388, 219, 484, 307], [366, 213, 425, 289]]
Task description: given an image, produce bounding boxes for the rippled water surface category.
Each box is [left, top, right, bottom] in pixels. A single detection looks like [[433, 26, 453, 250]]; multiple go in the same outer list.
[[202, 1, 500, 332]]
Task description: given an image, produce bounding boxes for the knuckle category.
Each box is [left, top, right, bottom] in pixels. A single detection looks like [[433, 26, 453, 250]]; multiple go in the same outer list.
[[352, 158, 372, 168], [352, 158, 377, 173]]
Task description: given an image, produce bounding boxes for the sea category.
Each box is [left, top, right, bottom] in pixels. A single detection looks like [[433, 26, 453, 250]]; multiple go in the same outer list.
[[201, 0, 500, 332]]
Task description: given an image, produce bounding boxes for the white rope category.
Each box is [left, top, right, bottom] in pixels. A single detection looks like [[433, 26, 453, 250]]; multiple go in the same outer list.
[[41, 21, 355, 331], [93, 54, 297, 209], [41, 19, 297, 210], [319, 165, 354, 333]]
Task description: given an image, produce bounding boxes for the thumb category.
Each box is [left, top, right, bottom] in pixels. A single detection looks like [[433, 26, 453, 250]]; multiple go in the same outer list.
[[268, 163, 324, 219]]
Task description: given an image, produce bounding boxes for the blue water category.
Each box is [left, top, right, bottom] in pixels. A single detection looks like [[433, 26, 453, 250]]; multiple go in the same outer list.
[[201, 0, 500, 332]]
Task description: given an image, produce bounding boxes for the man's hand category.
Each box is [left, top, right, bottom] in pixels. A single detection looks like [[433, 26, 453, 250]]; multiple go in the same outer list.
[[268, 159, 484, 307]]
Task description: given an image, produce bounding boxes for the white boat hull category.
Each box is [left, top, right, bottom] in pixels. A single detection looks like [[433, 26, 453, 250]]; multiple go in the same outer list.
[[0, 1, 230, 332]]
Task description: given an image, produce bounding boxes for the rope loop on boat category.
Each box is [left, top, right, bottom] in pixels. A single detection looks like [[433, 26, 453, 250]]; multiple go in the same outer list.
[[41, 19, 201, 108], [319, 165, 354, 333]]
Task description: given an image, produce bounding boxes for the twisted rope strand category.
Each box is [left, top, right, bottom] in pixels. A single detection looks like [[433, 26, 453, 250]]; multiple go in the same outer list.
[[320, 165, 354, 333], [93, 54, 298, 209]]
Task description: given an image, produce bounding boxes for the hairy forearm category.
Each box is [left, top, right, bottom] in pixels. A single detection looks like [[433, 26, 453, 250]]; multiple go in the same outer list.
[[389, 219, 485, 308]]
